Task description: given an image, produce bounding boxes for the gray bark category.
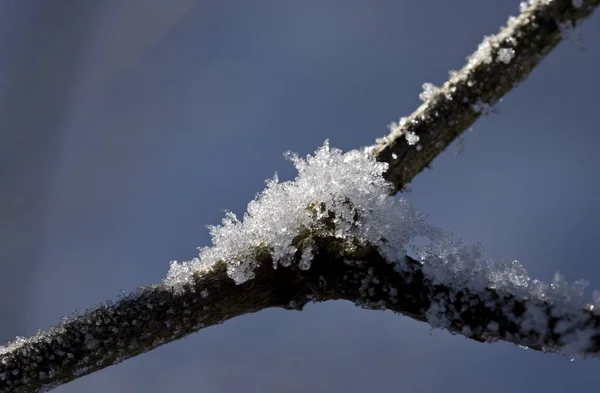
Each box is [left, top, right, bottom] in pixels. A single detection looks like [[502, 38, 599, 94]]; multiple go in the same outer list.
[[1, 1, 598, 392]]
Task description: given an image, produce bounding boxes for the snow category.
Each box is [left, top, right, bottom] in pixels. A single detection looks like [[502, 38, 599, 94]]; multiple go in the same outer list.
[[163, 141, 600, 356], [385, 117, 420, 146], [519, 1, 529, 12], [419, 82, 439, 102], [417, 232, 599, 357], [467, 35, 496, 67], [165, 141, 434, 290], [1, 135, 598, 381], [404, 131, 420, 146], [497, 48, 515, 64], [520, 0, 553, 12]]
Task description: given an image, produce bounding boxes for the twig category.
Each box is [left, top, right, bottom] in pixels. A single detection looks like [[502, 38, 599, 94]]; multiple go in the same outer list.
[[370, 0, 599, 193], [1, 1, 598, 392]]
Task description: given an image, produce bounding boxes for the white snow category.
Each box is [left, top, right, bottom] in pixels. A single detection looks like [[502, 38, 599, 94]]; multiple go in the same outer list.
[[386, 117, 420, 146], [165, 141, 434, 290], [162, 141, 599, 357], [404, 131, 420, 146], [520, 0, 553, 13], [419, 82, 439, 102], [497, 47, 516, 64], [467, 35, 496, 67]]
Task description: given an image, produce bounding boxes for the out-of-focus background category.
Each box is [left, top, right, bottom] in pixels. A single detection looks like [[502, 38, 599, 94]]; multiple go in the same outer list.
[[1, 1, 599, 392]]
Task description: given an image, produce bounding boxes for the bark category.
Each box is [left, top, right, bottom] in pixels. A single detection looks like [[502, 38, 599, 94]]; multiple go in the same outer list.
[[371, 0, 599, 193], [1, 0, 599, 392], [2, 236, 600, 393]]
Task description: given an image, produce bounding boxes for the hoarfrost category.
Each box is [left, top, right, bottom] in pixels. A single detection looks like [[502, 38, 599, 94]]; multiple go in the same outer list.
[[417, 233, 600, 357], [419, 82, 439, 102], [162, 141, 600, 357], [165, 141, 434, 291], [467, 35, 496, 66], [386, 117, 420, 146], [519, 0, 553, 12], [519, 1, 529, 12], [404, 131, 420, 146], [497, 47, 515, 64]]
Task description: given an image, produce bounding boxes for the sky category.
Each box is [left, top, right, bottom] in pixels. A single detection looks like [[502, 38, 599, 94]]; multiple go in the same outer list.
[[1, 0, 600, 392]]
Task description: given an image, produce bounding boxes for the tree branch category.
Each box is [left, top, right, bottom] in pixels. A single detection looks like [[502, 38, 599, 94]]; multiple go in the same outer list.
[[370, 0, 599, 193], [2, 0, 599, 392], [2, 235, 600, 393]]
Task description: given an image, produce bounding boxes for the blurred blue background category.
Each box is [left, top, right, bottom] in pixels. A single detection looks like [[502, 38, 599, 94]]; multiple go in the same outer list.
[[1, 1, 599, 392]]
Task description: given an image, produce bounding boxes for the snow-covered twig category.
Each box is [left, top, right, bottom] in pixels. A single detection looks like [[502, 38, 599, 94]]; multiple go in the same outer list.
[[369, 0, 599, 193], [2, 235, 600, 393], [1, 1, 599, 392]]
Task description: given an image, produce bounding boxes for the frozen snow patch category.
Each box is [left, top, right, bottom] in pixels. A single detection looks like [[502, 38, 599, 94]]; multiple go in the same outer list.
[[164, 141, 434, 292]]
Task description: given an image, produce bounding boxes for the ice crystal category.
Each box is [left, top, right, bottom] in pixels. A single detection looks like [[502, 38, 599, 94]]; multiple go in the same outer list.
[[419, 82, 439, 102], [386, 117, 420, 147], [520, 0, 553, 12], [165, 141, 434, 291], [416, 232, 599, 357], [160, 141, 600, 357], [497, 47, 515, 64], [404, 131, 420, 146], [519, 1, 529, 12], [468, 35, 496, 66]]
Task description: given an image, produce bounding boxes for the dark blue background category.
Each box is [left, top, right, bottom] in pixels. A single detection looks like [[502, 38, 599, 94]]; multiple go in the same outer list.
[[1, 1, 599, 392]]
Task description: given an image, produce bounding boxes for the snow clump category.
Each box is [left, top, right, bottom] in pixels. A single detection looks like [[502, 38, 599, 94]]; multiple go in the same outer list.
[[165, 141, 435, 291]]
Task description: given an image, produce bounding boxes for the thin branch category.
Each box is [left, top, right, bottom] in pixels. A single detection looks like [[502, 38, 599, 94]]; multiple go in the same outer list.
[[2, 235, 600, 393], [1, 1, 599, 392], [370, 0, 599, 193]]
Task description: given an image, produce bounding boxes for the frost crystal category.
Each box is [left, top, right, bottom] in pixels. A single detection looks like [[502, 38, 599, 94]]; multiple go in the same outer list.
[[386, 118, 420, 147], [519, 0, 553, 12], [468, 35, 496, 66], [165, 141, 433, 291], [519, 1, 529, 12], [404, 131, 420, 146], [497, 47, 515, 64], [417, 232, 600, 357], [161, 141, 600, 357], [419, 82, 439, 102]]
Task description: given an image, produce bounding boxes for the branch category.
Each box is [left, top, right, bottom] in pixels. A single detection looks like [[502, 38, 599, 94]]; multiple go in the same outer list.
[[1, 1, 599, 392], [2, 236, 600, 393], [369, 0, 599, 193]]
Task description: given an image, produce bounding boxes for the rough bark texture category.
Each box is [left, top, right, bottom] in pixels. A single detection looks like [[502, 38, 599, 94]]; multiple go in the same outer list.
[[371, 0, 600, 193], [2, 237, 600, 393], [1, 0, 599, 392]]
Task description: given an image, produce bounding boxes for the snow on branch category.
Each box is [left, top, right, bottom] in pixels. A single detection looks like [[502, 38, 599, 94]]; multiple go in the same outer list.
[[1, 1, 599, 392], [368, 0, 599, 193], [3, 142, 600, 393]]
